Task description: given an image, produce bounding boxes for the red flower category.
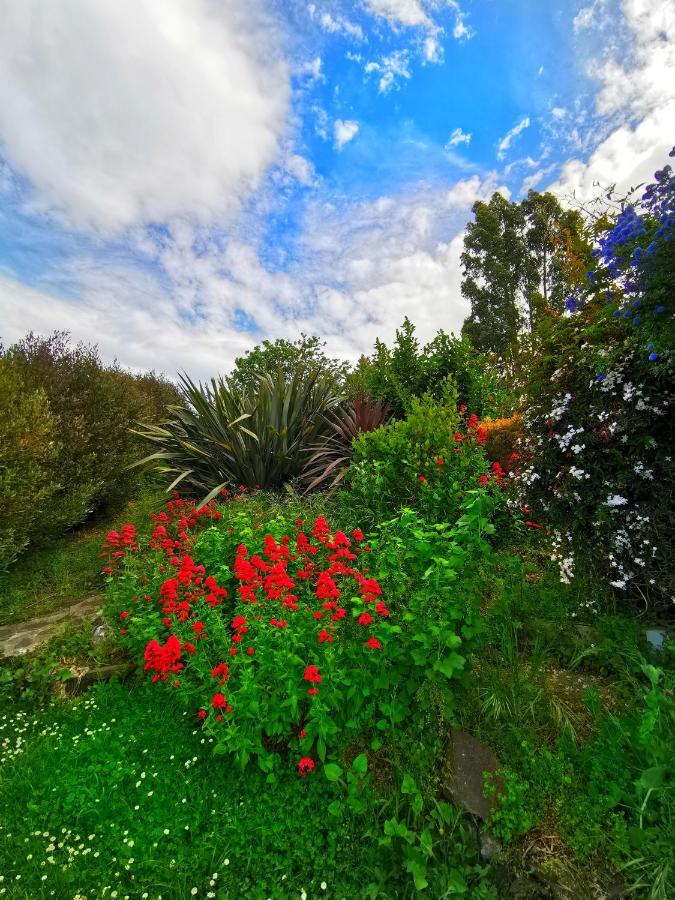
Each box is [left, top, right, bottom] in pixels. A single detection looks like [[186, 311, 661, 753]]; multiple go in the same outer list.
[[247, 647, 255, 656], [358, 612, 374, 626], [525, 521, 543, 529], [298, 757, 315, 777], [119, 611, 129, 620], [144, 634, 183, 681], [418, 475, 426, 484], [304, 665, 322, 684], [318, 629, 333, 643], [352, 528, 364, 542], [436, 458, 444, 467], [211, 662, 229, 683], [192, 621, 205, 634], [477, 474, 489, 487], [365, 637, 382, 650], [299, 728, 307, 739], [211, 692, 227, 710], [197, 710, 207, 719], [183, 642, 197, 655], [308, 687, 319, 695]]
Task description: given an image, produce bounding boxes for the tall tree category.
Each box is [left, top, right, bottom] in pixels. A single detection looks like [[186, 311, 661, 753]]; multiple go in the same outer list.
[[461, 191, 593, 354], [521, 191, 593, 324], [460, 192, 528, 356]]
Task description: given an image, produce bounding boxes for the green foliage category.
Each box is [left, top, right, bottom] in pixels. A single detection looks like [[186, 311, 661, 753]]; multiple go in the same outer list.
[[347, 379, 491, 528], [348, 318, 508, 418], [0, 358, 59, 569], [0, 681, 393, 898], [1, 332, 179, 566], [135, 366, 341, 498], [229, 333, 350, 391]]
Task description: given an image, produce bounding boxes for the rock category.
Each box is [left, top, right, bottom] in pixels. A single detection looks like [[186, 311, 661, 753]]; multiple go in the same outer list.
[[92, 623, 111, 644], [64, 662, 135, 697], [445, 729, 505, 820], [0, 595, 104, 658], [479, 829, 502, 862], [645, 628, 667, 652]]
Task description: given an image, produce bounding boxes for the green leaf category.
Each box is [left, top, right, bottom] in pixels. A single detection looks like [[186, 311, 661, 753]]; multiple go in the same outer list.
[[327, 800, 343, 818], [351, 753, 368, 775], [324, 763, 343, 782], [433, 653, 466, 678], [401, 773, 418, 795]]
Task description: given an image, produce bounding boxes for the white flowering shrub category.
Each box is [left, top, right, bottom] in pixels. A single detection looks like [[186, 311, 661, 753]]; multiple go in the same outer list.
[[517, 152, 674, 608]]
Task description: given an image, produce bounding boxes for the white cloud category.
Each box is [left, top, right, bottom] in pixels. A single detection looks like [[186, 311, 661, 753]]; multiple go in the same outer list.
[[552, 107, 567, 120], [0, 0, 289, 234], [593, 0, 675, 119], [551, 0, 675, 201], [573, 0, 608, 32], [333, 119, 360, 149], [446, 127, 472, 148], [448, 0, 475, 41], [317, 10, 365, 41], [362, 0, 431, 28], [284, 154, 316, 186], [364, 50, 412, 93], [298, 56, 325, 82], [0, 172, 506, 377], [497, 116, 531, 159], [549, 103, 675, 200]]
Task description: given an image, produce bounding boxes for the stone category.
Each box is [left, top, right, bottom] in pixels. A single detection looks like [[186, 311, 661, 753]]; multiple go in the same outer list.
[[92, 623, 111, 644], [64, 662, 135, 697], [445, 729, 505, 820], [0, 594, 104, 658], [479, 829, 502, 862]]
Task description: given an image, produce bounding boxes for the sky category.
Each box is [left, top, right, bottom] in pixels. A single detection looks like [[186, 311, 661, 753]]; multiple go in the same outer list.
[[0, 0, 673, 380]]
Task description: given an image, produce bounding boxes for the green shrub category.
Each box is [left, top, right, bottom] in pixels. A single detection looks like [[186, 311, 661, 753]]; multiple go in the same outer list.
[[3, 332, 180, 551], [347, 318, 511, 418], [0, 359, 59, 569], [347, 378, 492, 527]]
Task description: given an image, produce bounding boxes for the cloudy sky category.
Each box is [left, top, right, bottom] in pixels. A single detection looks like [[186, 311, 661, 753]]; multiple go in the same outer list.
[[0, 0, 673, 379]]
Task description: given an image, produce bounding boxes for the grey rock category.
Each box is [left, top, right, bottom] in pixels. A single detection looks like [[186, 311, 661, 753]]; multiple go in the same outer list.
[[445, 729, 505, 820], [0, 595, 104, 658]]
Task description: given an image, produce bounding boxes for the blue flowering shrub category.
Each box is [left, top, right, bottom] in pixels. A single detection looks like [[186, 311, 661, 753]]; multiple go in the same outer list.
[[517, 151, 674, 609]]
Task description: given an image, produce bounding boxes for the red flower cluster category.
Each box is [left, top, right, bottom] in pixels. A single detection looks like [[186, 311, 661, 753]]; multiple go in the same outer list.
[[144, 635, 184, 682], [100, 524, 139, 574], [122, 496, 389, 763]]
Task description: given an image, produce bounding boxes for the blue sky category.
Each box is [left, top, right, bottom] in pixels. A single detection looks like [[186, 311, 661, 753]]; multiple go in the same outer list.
[[0, 0, 673, 379]]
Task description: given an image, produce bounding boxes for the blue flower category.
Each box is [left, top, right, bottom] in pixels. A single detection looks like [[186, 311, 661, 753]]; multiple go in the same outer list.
[[649, 352, 658, 362], [595, 373, 605, 383], [647, 343, 654, 350], [655, 305, 665, 313]]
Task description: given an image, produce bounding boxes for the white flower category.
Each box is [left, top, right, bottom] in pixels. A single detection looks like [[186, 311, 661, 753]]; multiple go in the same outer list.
[[321, 883, 327, 891], [606, 494, 628, 507]]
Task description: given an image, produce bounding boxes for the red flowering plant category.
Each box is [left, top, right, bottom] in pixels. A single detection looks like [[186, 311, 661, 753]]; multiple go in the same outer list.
[[105, 500, 400, 774]]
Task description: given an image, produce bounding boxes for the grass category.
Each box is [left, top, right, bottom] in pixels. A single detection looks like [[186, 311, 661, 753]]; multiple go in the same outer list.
[[0, 488, 165, 627], [0, 681, 396, 899]]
